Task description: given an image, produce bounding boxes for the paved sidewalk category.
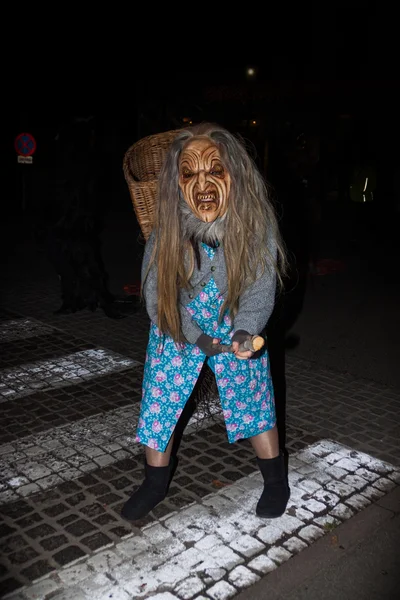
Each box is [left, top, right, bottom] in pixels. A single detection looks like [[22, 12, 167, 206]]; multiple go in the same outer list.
[[1, 212, 400, 599]]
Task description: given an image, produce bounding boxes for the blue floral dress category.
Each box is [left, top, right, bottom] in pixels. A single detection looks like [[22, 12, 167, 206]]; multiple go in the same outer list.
[[136, 244, 276, 452]]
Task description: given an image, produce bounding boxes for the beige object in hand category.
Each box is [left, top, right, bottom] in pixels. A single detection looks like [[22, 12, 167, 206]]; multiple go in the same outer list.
[[241, 335, 265, 352]]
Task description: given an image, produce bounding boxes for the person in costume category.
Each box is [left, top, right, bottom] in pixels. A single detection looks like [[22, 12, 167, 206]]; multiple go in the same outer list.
[[121, 122, 289, 521]]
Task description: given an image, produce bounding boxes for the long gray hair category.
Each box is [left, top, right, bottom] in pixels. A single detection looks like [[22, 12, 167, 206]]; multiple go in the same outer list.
[[147, 122, 287, 342]]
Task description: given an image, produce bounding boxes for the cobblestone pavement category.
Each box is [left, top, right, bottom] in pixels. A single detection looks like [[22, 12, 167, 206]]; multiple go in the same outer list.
[[1, 231, 400, 599]]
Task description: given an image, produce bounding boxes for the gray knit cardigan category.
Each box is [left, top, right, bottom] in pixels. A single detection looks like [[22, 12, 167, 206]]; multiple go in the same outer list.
[[141, 231, 277, 344]]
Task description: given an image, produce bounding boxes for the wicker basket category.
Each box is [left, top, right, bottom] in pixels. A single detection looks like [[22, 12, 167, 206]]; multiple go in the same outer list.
[[123, 128, 220, 411], [123, 128, 182, 240]]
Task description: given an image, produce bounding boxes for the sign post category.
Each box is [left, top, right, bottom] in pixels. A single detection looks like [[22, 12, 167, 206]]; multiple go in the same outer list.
[[14, 133, 37, 210]]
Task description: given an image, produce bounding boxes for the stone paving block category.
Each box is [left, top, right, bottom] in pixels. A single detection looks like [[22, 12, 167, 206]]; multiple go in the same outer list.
[[355, 467, 380, 482], [341, 473, 368, 491], [224, 495, 259, 519], [373, 477, 397, 493], [175, 575, 205, 599], [214, 522, 240, 543], [296, 463, 318, 475], [15, 461, 53, 481], [311, 488, 340, 510], [131, 538, 186, 571], [207, 580, 237, 600], [175, 525, 205, 543], [11, 482, 37, 499], [298, 524, 325, 543], [195, 534, 223, 551], [114, 535, 152, 559], [272, 513, 305, 535], [200, 567, 226, 584], [325, 479, 356, 497], [285, 484, 305, 503], [142, 522, 174, 544], [219, 484, 247, 502], [83, 548, 124, 573], [228, 564, 260, 588], [175, 547, 207, 570], [329, 503, 355, 520], [257, 524, 284, 545], [297, 478, 322, 493], [229, 534, 265, 558], [36, 474, 65, 490], [206, 545, 244, 570], [267, 546, 293, 565], [73, 572, 112, 597], [360, 485, 386, 502], [334, 456, 366, 471], [202, 494, 236, 517], [57, 562, 93, 586], [313, 515, 341, 530], [345, 493, 372, 510], [248, 553, 278, 574], [367, 457, 398, 474], [122, 574, 159, 598], [300, 498, 327, 514], [285, 456, 306, 470], [0, 489, 19, 503], [154, 563, 189, 586], [163, 505, 212, 534], [232, 475, 262, 493], [388, 470, 400, 483], [283, 536, 309, 554]]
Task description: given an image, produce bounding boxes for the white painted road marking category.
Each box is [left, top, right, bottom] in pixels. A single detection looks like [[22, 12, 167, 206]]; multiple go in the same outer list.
[[0, 318, 56, 343], [0, 401, 222, 504], [0, 348, 141, 402], [5, 440, 400, 600]]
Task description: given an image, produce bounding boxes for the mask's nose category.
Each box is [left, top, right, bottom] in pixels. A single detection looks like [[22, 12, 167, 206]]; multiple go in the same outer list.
[[196, 170, 207, 190]]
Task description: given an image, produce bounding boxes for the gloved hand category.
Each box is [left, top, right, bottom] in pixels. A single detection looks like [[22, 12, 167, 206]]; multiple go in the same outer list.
[[196, 333, 222, 357], [231, 329, 259, 359], [231, 330, 251, 346]]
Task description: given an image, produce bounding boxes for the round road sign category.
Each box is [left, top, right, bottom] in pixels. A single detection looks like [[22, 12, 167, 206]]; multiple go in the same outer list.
[[14, 133, 37, 157]]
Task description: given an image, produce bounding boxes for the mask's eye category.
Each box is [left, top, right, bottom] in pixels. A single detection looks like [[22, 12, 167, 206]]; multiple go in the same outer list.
[[210, 164, 224, 178], [181, 167, 193, 180]]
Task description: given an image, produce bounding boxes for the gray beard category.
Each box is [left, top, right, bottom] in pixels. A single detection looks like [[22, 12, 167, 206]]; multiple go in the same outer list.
[[179, 198, 226, 245]]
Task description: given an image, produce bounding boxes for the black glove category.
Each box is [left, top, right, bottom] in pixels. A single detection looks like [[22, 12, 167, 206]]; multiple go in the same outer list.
[[196, 333, 222, 357], [231, 330, 251, 345]]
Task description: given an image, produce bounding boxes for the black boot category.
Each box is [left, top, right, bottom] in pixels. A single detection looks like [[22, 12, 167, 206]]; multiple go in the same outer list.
[[121, 456, 178, 521], [256, 452, 290, 518]]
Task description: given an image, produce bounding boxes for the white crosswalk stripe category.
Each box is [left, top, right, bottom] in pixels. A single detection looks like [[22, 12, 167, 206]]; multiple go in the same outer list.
[[0, 318, 56, 343], [0, 403, 222, 505], [0, 348, 141, 402]]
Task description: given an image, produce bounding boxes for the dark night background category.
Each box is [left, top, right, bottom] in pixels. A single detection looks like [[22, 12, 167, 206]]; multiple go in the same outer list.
[[2, 4, 400, 386]]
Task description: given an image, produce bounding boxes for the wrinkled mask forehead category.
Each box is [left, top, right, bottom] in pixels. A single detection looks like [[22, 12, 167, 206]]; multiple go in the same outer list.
[[178, 137, 231, 223]]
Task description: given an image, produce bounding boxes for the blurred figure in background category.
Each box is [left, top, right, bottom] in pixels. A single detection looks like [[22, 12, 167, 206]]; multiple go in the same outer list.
[[36, 115, 127, 318]]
